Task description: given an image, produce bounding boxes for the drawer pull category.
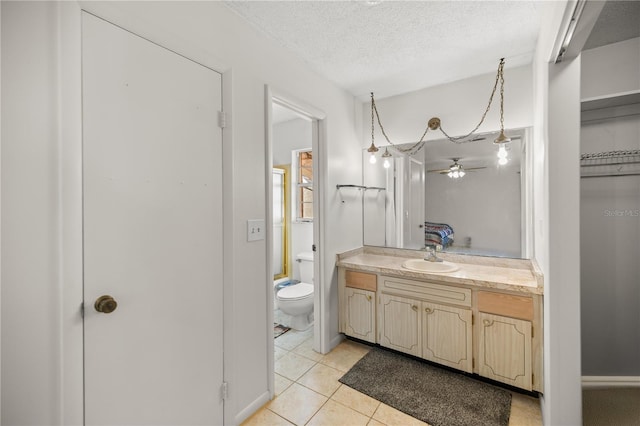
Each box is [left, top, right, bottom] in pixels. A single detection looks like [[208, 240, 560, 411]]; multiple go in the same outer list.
[[367, 295, 372, 301], [425, 307, 433, 314], [483, 319, 493, 327], [411, 305, 418, 312]]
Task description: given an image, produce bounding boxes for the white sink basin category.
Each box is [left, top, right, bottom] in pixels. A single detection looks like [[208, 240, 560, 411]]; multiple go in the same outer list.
[[402, 259, 459, 273]]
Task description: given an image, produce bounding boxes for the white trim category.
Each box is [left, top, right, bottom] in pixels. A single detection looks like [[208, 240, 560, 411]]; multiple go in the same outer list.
[[221, 68, 234, 426], [265, 86, 329, 365], [264, 86, 276, 400], [234, 391, 271, 425], [582, 376, 640, 389]]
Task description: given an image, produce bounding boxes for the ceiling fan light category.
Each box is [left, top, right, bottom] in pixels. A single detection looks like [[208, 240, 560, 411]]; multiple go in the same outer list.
[[459, 170, 466, 177]]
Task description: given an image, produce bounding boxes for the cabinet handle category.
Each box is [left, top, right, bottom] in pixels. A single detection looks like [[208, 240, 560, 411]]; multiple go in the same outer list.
[[483, 319, 493, 327], [424, 307, 433, 314], [366, 295, 372, 301], [411, 305, 418, 311]]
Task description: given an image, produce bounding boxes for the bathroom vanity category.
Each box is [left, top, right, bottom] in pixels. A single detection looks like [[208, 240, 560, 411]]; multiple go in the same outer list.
[[337, 247, 544, 393]]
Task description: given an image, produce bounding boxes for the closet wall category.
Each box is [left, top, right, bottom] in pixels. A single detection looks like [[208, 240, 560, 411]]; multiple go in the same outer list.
[[580, 38, 640, 377]]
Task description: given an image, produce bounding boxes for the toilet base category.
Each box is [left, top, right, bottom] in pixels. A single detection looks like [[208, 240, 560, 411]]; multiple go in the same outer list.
[[288, 313, 313, 331]]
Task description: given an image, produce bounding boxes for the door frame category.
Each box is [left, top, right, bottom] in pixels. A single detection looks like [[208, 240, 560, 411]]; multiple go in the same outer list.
[[265, 85, 327, 397], [58, 3, 233, 424]]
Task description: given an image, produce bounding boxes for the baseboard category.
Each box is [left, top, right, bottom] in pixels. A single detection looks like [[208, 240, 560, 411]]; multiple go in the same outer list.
[[582, 376, 640, 389], [234, 390, 270, 425], [328, 333, 345, 353]]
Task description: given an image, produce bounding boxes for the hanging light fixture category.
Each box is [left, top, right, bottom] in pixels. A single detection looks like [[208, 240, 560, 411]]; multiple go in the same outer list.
[[382, 147, 392, 169], [493, 58, 510, 165], [369, 58, 510, 162], [368, 92, 380, 164]]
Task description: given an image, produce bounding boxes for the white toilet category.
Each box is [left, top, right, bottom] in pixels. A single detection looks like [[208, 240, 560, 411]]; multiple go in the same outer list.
[[277, 252, 314, 330]]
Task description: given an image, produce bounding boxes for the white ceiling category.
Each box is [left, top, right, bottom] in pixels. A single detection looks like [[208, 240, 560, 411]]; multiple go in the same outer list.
[[223, 1, 544, 100]]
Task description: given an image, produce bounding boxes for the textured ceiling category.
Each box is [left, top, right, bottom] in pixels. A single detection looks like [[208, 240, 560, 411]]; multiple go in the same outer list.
[[224, 1, 543, 100]]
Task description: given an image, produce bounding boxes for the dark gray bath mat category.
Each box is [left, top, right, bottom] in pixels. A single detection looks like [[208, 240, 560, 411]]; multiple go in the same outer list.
[[339, 347, 511, 426]]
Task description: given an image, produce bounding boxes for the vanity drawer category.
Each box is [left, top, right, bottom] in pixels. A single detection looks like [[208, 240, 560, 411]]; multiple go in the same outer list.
[[345, 270, 377, 291], [477, 291, 533, 321], [380, 275, 471, 307]]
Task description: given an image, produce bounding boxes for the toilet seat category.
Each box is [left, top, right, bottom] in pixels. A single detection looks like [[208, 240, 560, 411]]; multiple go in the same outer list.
[[277, 282, 313, 301]]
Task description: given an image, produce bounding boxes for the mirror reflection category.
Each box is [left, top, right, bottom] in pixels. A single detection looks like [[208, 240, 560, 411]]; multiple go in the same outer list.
[[363, 128, 528, 258]]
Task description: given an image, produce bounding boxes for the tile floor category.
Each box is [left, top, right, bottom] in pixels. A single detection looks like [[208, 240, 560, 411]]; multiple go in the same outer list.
[[242, 329, 543, 426]]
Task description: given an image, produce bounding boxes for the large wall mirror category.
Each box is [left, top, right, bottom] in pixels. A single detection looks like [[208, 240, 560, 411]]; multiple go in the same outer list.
[[363, 128, 532, 259]]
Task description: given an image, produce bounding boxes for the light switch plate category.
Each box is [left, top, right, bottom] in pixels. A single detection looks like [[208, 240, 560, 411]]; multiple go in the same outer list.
[[247, 219, 265, 242]]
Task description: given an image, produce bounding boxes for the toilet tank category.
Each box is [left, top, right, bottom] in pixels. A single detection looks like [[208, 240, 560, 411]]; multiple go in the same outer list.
[[296, 252, 314, 284]]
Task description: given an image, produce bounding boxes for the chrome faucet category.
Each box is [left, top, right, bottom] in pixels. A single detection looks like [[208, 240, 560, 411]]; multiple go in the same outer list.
[[423, 245, 443, 262]]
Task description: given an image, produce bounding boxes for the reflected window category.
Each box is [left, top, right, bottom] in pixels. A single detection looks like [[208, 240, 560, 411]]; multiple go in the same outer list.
[[295, 150, 313, 221]]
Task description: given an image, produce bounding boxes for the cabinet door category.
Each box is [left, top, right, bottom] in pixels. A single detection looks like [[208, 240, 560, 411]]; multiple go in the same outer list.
[[379, 294, 421, 356], [478, 312, 532, 390], [422, 302, 473, 373], [344, 287, 376, 343]]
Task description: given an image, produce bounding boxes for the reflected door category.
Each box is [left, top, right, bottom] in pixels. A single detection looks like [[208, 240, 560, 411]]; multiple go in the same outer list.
[[403, 157, 425, 249]]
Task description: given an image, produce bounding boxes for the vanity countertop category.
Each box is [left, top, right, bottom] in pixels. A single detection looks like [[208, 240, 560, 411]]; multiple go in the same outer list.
[[337, 247, 543, 295]]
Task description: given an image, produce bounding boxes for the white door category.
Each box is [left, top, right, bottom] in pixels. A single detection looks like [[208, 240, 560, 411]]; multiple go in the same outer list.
[[403, 157, 425, 249], [82, 13, 223, 425]]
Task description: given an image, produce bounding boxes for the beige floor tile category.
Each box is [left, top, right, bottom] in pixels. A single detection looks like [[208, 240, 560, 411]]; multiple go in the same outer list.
[[267, 383, 327, 426], [292, 337, 324, 362], [331, 384, 381, 417], [367, 419, 386, 426], [275, 330, 313, 351], [275, 351, 316, 381], [297, 363, 343, 397], [241, 407, 294, 426], [274, 345, 288, 361], [509, 393, 542, 426], [274, 373, 293, 396], [372, 403, 429, 426], [320, 340, 371, 372], [306, 399, 371, 426]]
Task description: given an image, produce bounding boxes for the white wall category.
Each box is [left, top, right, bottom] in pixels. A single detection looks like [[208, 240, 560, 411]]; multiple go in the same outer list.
[[581, 37, 640, 99], [272, 118, 314, 281], [364, 65, 534, 145], [532, 1, 583, 424], [273, 118, 312, 165], [580, 37, 640, 377], [1, 3, 64, 422], [580, 115, 640, 376], [0, 1, 362, 425]]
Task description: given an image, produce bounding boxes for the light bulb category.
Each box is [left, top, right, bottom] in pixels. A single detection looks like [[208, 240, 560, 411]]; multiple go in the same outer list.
[[383, 157, 390, 169], [498, 157, 508, 166], [459, 170, 465, 178], [369, 153, 377, 164], [448, 171, 453, 178], [497, 145, 508, 159], [452, 171, 459, 178]]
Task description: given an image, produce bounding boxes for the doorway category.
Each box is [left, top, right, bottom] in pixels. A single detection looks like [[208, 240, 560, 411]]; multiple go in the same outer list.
[[82, 12, 224, 424], [265, 88, 326, 396]]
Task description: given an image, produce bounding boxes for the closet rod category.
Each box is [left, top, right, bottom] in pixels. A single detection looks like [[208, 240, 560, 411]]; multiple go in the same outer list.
[[581, 160, 640, 167], [581, 172, 640, 178]]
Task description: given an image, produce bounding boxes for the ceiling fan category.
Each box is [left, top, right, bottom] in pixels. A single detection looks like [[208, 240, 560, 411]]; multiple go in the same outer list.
[[427, 158, 487, 179]]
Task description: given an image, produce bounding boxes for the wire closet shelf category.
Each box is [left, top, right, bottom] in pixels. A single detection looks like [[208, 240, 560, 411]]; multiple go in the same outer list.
[[580, 150, 640, 178]]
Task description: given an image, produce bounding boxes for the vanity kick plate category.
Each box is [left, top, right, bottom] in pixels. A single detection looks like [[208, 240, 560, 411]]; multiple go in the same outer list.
[[381, 275, 471, 307]]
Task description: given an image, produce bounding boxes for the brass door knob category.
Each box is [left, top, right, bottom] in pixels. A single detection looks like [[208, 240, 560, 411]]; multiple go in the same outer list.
[[94, 295, 118, 314]]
